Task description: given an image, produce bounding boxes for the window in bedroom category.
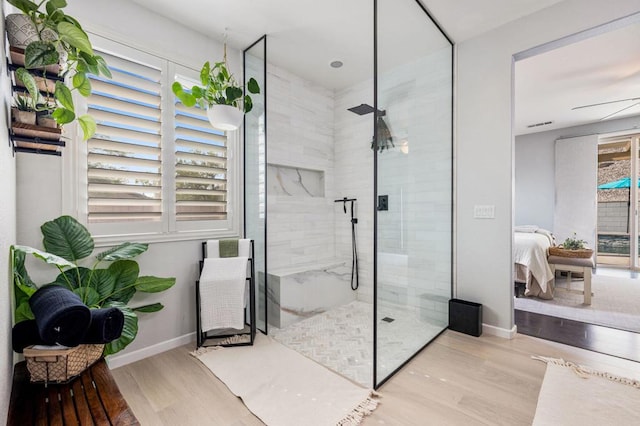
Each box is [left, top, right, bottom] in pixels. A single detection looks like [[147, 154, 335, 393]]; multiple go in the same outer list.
[[73, 36, 239, 240]]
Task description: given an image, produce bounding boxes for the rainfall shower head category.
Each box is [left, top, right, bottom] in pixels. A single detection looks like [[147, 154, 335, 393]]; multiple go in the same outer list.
[[347, 103, 386, 116]]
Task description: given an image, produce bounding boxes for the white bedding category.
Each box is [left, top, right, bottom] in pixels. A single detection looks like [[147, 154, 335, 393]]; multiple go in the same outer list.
[[514, 231, 554, 297]]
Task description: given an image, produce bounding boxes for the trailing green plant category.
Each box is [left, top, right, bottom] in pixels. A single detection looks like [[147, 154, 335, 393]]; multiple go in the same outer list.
[[8, 0, 112, 140], [561, 233, 588, 250], [11, 215, 176, 355], [172, 60, 260, 113]]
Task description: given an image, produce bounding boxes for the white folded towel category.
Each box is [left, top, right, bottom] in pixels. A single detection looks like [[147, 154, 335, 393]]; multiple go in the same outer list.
[[199, 256, 249, 331]]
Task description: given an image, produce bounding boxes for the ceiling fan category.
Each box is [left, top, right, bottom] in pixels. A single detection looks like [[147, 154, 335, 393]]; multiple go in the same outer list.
[[572, 96, 640, 121]]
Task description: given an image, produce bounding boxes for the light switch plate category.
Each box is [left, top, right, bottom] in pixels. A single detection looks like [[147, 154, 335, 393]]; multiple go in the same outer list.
[[474, 205, 495, 219]]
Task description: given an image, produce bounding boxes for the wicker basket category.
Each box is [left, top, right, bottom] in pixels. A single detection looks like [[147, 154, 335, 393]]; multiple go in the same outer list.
[[23, 344, 104, 384], [548, 246, 594, 259]]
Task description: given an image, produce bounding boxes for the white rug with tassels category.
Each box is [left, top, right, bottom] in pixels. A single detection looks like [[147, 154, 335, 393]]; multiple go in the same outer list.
[[533, 356, 640, 425], [193, 333, 379, 426]]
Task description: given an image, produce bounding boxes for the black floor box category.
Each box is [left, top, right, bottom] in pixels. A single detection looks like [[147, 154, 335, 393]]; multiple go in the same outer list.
[[449, 299, 483, 337]]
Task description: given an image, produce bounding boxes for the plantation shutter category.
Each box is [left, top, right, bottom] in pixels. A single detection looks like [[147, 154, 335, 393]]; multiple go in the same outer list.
[[174, 79, 228, 221], [87, 52, 163, 223]]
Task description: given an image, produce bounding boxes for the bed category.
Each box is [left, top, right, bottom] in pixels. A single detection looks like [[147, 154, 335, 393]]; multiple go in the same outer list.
[[514, 227, 555, 299]]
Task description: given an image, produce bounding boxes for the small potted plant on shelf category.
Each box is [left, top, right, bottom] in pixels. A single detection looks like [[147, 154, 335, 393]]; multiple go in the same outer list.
[[172, 44, 260, 131], [6, 0, 112, 140], [549, 233, 594, 258], [11, 95, 36, 125]]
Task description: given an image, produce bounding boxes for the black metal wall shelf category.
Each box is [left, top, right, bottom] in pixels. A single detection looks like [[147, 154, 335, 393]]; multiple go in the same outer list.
[[7, 61, 64, 82], [6, 49, 65, 157], [9, 132, 65, 156]]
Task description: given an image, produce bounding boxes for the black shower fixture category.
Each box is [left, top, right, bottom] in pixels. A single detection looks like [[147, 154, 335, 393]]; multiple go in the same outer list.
[[347, 103, 386, 116]]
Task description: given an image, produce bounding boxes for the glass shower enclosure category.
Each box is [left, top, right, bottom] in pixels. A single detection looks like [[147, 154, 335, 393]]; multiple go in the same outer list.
[[374, 0, 453, 386], [243, 0, 453, 389]]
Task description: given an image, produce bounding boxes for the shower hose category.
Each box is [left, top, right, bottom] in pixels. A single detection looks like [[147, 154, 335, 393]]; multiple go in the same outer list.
[[350, 202, 359, 291]]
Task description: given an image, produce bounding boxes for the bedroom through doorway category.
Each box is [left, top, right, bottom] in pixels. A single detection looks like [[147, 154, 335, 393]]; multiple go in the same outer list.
[[512, 13, 640, 358]]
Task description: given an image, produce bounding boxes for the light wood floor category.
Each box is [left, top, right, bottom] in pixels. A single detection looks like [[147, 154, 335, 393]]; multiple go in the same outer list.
[[111, 331, 640, 425]]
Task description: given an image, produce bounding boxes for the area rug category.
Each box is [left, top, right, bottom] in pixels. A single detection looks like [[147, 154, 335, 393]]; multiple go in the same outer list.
[[515, 274, 640, 332], [533, 356, 640, 425], [192, 333, 379, 426]]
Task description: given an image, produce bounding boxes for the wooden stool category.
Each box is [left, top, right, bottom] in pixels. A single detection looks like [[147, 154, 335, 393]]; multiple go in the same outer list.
[[547, 255, 595, 305], [8, 358, 138, 425]]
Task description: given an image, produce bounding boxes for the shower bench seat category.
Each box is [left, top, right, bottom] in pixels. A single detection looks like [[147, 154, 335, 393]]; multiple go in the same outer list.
[[8, 358, 139, 425]]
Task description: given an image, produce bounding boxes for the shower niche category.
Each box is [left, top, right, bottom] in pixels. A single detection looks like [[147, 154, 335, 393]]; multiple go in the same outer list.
[[267, 164, 325, 197], [244, 0, 453, 388]]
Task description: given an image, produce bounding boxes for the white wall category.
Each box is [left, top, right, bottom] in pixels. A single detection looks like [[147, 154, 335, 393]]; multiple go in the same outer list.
[[515, 115, 640, 230], [15, 0, 238, 365], [457, 0, 640, 331], [0, 2, 16, 421]]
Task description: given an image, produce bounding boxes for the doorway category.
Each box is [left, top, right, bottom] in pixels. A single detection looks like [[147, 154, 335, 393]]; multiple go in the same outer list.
[[512, 15, 640, 359]]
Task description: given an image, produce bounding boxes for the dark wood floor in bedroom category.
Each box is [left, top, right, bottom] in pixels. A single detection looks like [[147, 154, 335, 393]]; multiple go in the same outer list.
[[515, 309, 640, 363]]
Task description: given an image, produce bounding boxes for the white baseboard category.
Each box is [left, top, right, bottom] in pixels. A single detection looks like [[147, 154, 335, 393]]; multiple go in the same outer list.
[[106, 332, 195, 369], [482, 323, 517, 339]]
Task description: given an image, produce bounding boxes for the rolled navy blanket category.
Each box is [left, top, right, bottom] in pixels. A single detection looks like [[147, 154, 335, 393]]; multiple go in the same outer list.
[[12, 320, 46, 353], [83, 307, 125, 344], [29, 285, 91, 347]]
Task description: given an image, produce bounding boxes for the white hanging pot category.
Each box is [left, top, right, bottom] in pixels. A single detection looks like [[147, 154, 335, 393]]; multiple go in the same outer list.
[[6, 14, 66, 64], [6, 14, 39, 48], [206, 105, 244, 131]]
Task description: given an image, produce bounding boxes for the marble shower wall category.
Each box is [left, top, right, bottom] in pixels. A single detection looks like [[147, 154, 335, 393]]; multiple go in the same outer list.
[[333, 48, 452, 315], [334, 81, 375, 303], [375, 48, 453, 324], [266, 63, 337, 271]]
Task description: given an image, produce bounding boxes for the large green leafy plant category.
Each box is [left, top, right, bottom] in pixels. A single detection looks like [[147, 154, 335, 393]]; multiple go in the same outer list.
[[172, 60, 260, 113], [12, 216, 176, 355], [8, 0, 112, 140]]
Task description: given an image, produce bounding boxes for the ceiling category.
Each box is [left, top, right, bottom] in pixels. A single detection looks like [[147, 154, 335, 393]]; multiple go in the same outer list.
[[130, 0, 562, 90], [128, 0, 640, 134], [515, 19, 640, 135]]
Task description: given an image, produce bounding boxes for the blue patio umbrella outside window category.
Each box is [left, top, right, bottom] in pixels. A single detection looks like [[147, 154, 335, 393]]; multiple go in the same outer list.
[[598, 177, 640, 232]]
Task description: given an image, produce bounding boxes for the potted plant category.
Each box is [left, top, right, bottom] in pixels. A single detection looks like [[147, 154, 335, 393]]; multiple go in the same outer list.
[[36, 110, 58, 128], [6, 0, 112, 140], [549, 233, 594, 258], [172, 59, 260, 131], [12, 215, 176, 355], [11, 95, 36, 125]]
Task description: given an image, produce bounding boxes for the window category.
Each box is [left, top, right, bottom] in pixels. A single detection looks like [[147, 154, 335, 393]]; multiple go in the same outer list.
[[87, 52, 163, 223], [174, 84, 229, 222], [71, 36, 239, 241]]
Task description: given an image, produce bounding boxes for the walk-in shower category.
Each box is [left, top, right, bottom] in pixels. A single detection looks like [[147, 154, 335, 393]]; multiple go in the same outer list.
[[243, 0, 453, 389]]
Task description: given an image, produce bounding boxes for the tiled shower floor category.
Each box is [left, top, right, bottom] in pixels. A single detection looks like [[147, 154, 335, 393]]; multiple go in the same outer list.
[[271, 300, 446, 387]]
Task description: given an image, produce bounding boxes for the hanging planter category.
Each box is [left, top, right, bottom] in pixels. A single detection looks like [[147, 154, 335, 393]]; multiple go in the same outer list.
[[206, 104, 245, 130], [172, 39, 260, 131]]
